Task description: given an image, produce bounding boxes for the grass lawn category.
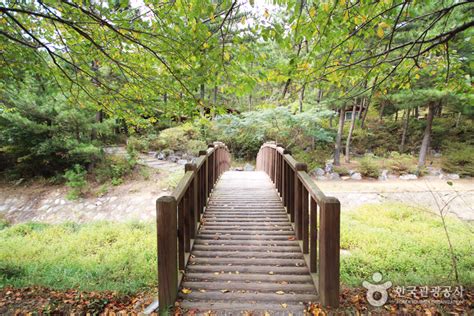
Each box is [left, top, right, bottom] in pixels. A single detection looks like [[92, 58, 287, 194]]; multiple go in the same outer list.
[[341, 202, 474, 287], [0, 221, 157, 294], [0, 202, 472, 294]]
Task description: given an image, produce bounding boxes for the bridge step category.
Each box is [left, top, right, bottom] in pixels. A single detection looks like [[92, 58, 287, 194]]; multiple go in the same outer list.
[[178, 171, 317, 314]]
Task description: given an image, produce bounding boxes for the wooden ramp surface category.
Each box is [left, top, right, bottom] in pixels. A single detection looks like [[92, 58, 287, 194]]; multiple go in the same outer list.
[[178, 171, 318, 314]]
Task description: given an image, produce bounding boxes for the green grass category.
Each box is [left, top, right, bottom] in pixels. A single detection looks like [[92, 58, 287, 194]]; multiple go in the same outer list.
[[0, 202, 472, 294], [341, 203, 474, 287], [0, 221, 157, 294]]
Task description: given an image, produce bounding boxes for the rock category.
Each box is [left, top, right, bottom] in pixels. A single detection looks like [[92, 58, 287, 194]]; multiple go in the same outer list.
[[316, 176, 328, 181], [351, 172, 362, 180], [329, 172, 340, 180], [177, 159, 188, 165], [244, 163, 255, 171], [324, 162, 333, 174], [446, 173, 460, 180], [311, 168, 325, 177], [341, 176, 350, 181], [156, 152, 166, 160], [400, 174, 417, 180], [434, 152, 442, 158], [348, 169, 356, 176], [378, 169, 389, 181], [168, 155, 179, 163], [234, 167, 244, 171], [427, 167, 442, 176]]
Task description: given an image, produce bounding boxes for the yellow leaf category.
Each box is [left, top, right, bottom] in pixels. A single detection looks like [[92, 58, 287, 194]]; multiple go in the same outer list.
[[276, 290, 285, 295], [309, 7, 316, 17], [415, 73, 420, 79], [210, 14, 215, 22], [377, 27, 384, 38], [344, 10, 349, 21], [224, 52, 230, 61], [281, 303, 288, 308], [181, 288, 192, 294], [323, 3, 329, 12], [269, 271, 274, 275], [264, 9, 270, 19], [203, 42, 209, 49], [241, 16, 246, 24]]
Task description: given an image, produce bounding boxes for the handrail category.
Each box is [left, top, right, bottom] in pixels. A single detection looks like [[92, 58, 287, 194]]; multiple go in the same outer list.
[[256, 142, 341, 308], [156, 142, 231, 312]]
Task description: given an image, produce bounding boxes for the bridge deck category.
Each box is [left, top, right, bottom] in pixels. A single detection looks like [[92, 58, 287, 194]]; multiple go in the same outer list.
[[178, 171, 318, 314]]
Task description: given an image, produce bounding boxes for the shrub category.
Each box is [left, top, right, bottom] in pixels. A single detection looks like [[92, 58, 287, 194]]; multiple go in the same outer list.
[[126, 136, 149, 153], [153, 123, 201, 152], [333, 165, 350, 176], [358, 154, 380, 178], [442, 144, 474, 176], [93, 154, 137, 185], [64, 164, 88, 200], [387, 151, 416, 175]]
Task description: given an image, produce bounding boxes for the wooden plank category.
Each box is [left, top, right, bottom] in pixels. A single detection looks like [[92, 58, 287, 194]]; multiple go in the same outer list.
[[172, 171, 194, 202], [177, 199, 185, 270], [302, 186, 309, 254], [156, 196, 177, 313]]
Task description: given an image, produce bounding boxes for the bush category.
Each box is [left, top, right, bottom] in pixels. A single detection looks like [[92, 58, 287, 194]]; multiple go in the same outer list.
[[93, 154, 137, 185], [126, 136, 149, 153], [333, 165, 350, 176], [64, 164, 88, 200], [358, 154, 380, 178], [387, 151, 416, 175], [442, 144, 474, 176]]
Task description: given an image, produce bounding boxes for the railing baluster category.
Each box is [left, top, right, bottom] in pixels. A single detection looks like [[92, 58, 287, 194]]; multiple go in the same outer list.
[[310, 198, 318, 273], [302, 186, 309, 254], [177, 199, 185, 270]]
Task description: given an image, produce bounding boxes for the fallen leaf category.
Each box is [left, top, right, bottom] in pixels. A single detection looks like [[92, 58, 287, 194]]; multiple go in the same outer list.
[[221, 289, 230, 293], [276, 291, 285, 295], [281, 303, 288, 308], [269, 271, 274, 275], [181, 288, 192, 294]]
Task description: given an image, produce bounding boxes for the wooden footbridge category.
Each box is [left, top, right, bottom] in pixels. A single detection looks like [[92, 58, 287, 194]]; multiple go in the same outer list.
[[156, 142, 340, 314]]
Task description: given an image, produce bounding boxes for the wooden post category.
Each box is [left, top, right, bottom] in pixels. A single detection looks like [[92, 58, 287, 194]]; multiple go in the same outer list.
[[310, 198, 318, 273], [177, 199, 185, 269], [294, 162, 307, 240], [157, 196, 178, 313], [319, 197, 340, 307]]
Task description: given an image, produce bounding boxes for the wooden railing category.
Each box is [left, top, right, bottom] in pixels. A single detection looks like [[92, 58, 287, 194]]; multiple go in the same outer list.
[[256, 142, 341, 307], [156, 142, 231, 312]]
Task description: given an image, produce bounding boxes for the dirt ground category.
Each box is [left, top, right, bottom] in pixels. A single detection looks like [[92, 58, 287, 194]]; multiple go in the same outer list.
[[315, 178, 474, 221]]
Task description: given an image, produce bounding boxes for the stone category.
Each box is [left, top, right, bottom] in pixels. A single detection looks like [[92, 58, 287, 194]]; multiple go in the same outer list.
[[378, 169, 389, 181], [324, 162, 333, 174], [427, 167, 442, 176], [244, 163, 255, 171], [433, 152, 442, 158], [156, 152, 166, 160], [316, 176, 328, 181], [446, 173, 460, 180], [341, 176, 350, 181], [311, 168, 325, 177], [351, 172, 362, 180], [168, 155, 179, 163], [400, 174, 418, 180], [177, 159, 188, 165], [329, 172, 340, 180], [348, 169, 356, 176], [234, 167, 244, 171]]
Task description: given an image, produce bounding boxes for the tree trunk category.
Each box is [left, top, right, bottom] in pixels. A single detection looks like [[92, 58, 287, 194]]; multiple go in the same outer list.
[[299, 83, 305, 112], [345, 104, 357, 163], [400, 108, 410, 153], [415, 106, 419, 119], [281, 79, 291, 100], [395, 110, 398, 121], [455, 112, 462, 128], [357, 98, 363, 120], [248, 94, 252, 111], [361, 98, 369, 128], [317, 89, 323, 103], [329, 113, 333, 128], [378, 103, 385, 121], [213, 85, 217, 105], [418, 103, 435, 168], [163, 93, 167, 104], [334, 107, 345, 166], [199, 84, 205, 115]]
